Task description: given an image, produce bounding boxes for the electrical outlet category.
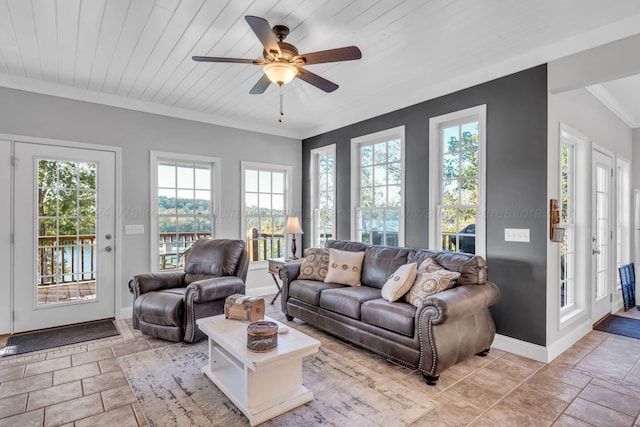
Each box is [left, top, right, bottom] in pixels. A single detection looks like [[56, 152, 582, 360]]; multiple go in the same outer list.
[[504, 228, 530, 242], [125, 224, 144, 235]]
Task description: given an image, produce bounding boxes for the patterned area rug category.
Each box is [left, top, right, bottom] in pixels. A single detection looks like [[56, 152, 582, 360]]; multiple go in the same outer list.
[[119, 340, 438, 426]]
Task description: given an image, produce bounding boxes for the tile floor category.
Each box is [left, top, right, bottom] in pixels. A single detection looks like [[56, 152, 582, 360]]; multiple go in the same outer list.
[[1, 299, 640, 426]]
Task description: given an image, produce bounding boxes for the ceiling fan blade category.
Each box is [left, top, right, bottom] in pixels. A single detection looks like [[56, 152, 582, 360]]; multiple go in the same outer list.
[[296, 68, 338, 93], [245, 16, 281, 57], [295, 46, 362, 65], [250, 74, 272, 94], [192, 56, 264, 64]]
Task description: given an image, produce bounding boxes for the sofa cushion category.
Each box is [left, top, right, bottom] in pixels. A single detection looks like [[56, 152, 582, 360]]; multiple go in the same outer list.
[[289, 279, 344, 306], [381, 263, 417, 302], [325, 249, 365, 286], [361, 298, 416, 337], [408, 249, 487, 285], [326, 240, 370, 253], [405, 258, 460, 307], [362, 246, 413, 289], [298, 248, 330, 281], [319, 286, 381, 319]]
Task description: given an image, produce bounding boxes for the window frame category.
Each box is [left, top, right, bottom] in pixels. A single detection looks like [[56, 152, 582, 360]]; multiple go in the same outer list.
[[616, 156, 631, 289], [241, 161, 293, 269], [428, 105, 487, 258], [350, 126, 406, 247], [149, 151, 221, 272], [310, 144, 336, 248], [559, 139, 576, 314]]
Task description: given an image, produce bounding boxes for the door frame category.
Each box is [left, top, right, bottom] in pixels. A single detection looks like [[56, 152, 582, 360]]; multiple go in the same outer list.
[[1, 133, 122, 335], [591, 144, 614, 324]]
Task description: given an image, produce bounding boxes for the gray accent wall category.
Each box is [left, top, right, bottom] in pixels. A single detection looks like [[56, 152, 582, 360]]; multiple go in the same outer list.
[[302, 65, 548, 346]]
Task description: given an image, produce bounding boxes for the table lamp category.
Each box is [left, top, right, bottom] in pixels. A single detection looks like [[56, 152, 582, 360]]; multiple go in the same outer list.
[[285, 216, 304, 259]]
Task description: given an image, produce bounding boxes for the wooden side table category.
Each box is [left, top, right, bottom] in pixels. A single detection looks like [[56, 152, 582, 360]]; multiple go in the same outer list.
[[267, 258, 304, 305]]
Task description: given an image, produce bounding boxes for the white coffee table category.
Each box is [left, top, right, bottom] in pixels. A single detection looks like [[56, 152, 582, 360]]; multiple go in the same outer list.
[[196, 314, 320, 426]]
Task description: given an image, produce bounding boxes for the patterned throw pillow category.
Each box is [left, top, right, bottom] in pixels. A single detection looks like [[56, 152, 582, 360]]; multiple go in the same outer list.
[[298, 248, 330, 281], [381, 263, 417, 302], [405, 258, 460, 307], [324, 248, 366, 286]]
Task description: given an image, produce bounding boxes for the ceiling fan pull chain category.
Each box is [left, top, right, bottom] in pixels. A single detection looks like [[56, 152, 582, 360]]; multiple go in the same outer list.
[[279, 84, 284, 123]]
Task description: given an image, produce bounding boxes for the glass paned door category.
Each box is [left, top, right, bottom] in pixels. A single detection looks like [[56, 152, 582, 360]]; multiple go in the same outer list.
[[592, 149, 612, 322], [13, 142, 115, 333]]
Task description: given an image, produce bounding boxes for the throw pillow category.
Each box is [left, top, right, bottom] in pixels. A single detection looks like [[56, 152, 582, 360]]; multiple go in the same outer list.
[[324, 248, 366, 286], [381, 263, 417, 302], [297, 248, 330, 281], [406, 258, 460, 307]]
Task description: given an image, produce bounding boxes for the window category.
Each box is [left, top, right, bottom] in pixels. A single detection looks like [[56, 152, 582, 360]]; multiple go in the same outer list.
[[242, 162, 292, 264], [429, 105, 486, 257], [150, 151, 219, 271], [560, 141, 576, 310], [351, 126, 405, 246], [616, 157, 631, 288], [310, 145, 336, 247]]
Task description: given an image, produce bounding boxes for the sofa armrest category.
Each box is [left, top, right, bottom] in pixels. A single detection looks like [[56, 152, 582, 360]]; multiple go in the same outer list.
[[417, 281, 500, 325], [278, 263, 301, 314], [184, 276, 245, 303], [416, 281, 500, 376], [128, 271, 186, 297]]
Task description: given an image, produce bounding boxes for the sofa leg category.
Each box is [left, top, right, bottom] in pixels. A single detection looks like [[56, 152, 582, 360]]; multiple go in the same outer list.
[[422, 373, 439, 386], [286, 315, 294, 321], [476, 348, 490, 357]]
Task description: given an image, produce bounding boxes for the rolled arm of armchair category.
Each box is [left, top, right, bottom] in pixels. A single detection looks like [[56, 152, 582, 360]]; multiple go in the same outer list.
[[128, 271, 186, 298], [278, 263, 302, 313], [184, 276, 245, 304]]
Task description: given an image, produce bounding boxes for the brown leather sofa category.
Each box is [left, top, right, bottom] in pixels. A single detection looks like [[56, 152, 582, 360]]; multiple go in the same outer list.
[[279, 240, 500, 385], [129, 238, 249, 343]]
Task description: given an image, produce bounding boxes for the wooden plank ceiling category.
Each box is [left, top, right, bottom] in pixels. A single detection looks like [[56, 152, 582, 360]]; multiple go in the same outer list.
[[1, 0, 640, 138]]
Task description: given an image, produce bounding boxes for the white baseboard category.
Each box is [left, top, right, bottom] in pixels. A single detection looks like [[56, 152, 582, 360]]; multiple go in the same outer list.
[[492, 334, 550, 362], [492, 321, 593, 363], [119, 306, 132, 320]]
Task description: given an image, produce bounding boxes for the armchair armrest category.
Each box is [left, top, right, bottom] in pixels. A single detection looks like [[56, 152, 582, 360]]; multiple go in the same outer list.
[[128, 271, 186, 297], [184, 276, 245, 303]]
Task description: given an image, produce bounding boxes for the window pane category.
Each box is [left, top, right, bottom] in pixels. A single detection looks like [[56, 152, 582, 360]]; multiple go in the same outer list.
[[259, 171, 271, 193], [460, 179, 477, 205], [388, 139, 401, 162], [388, 185, 401, 207], [374, 164, 386, 186], [259, 193, 271, 214], [195, 190, 210, 214], [443, 127, 458, 153], [361, 166, 373, 187], [361, 146, 373, 166], [441, 208, 456, 233], [461, 151, 478, 178], [194, 166, 210, 190], [158, 163, 175, 188], [272, 172, 284, 194], [361, 187, 373, 207], [385, 209, 399, 232], [374, 143, 387, 164], [374, 187, 386, 207], [177, 164, 193, 188], [272, 194, 284, 215], [460, 122, 478, 150], [388, 162, 401, 185], [442, 154, 458, 179], [177, 189, 193, 214], [245, 170, 258, 192], [443, 180, 459, 205]]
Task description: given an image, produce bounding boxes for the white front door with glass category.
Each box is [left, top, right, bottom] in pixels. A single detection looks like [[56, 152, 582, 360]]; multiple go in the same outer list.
[[13, 142, 116, 333]]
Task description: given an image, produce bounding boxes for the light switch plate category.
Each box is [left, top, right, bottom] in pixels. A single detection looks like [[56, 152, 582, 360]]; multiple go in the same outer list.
[[504, 228, 530, 242], [125, 224, 144, 235]]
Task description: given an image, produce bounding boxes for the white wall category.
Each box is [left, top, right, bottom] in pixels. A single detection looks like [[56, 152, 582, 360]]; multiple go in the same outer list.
[[0, 87, 301, 329], [547, 87, 633, 359]]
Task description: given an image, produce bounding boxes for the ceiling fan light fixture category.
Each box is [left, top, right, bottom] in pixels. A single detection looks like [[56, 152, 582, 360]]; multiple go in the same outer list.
[[263, 62, 297, 85]]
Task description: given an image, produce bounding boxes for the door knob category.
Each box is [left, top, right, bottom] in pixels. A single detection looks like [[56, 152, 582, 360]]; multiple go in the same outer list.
[[592, 249, 600, 255], [105, 246, 113, 252]]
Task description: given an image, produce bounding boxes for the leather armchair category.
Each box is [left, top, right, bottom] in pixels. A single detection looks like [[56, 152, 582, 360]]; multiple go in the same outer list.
[[129, 238, 249, 343]]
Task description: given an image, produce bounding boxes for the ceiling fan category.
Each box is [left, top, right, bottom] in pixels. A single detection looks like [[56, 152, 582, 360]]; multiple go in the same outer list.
[[192, 16, 362, 94]]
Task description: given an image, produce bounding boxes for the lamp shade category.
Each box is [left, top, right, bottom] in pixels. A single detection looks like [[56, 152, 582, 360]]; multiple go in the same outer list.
[[263, 62, 298, 85], [285, 216, 303, 234]]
